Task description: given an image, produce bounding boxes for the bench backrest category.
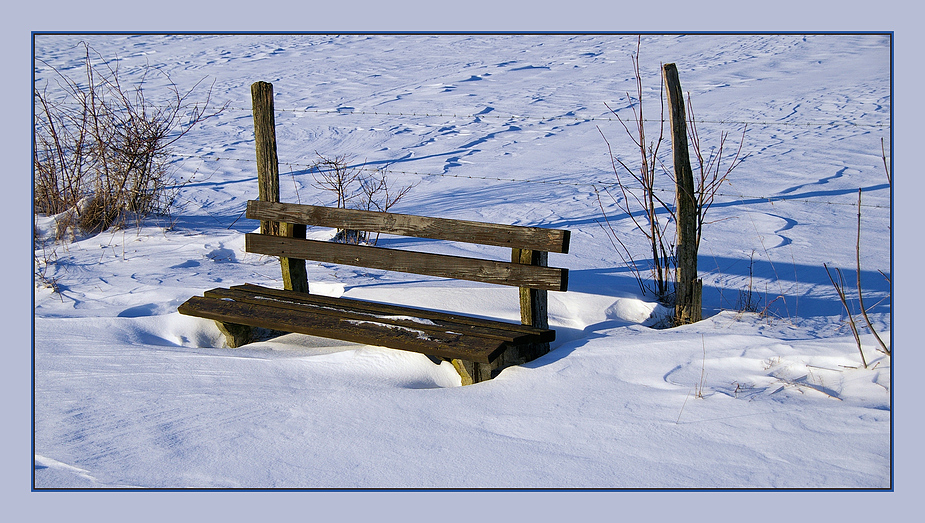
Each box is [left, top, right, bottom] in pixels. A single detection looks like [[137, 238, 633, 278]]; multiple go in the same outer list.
[[245, 200, 570, 292]]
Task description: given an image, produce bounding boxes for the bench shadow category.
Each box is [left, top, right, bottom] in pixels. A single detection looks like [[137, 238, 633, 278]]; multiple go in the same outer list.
[[514, 252, 892, 374], [520, 319, 634, 372]]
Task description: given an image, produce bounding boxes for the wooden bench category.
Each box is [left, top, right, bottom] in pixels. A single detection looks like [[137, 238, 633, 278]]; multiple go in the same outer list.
[[178, 200, 570, 384]]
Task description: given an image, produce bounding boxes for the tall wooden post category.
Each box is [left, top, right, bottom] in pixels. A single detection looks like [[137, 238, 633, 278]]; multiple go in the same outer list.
[[251, 81, 308, 293], [251, 81, 281, 236], [662, 63, 702, 324]]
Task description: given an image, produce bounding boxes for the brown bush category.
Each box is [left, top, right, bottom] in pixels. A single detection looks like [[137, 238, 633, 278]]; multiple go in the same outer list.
[[34, 42, 226, 235]]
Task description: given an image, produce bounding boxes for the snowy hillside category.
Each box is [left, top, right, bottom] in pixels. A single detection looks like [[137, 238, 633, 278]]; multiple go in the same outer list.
[[33, 33, 890, 490]]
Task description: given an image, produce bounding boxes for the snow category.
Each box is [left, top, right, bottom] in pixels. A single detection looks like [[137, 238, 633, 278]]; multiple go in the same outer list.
[[32, 32, 892, 488], [16, 10, 917, 520]]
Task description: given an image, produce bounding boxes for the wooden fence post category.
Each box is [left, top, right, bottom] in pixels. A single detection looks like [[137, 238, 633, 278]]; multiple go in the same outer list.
[[251, 81, 308, 293], [251, 81, 281, 236], [662, 64, 702, 324]]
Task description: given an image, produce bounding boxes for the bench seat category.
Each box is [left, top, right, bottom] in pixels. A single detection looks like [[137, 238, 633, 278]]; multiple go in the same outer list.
[[179, 283, 555, 369]]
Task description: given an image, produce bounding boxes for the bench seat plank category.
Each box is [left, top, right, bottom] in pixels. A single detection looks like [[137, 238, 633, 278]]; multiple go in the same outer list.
[[204, 286, 554, 345], [232, 284, 551, 338], [179, 286, 554, 364]]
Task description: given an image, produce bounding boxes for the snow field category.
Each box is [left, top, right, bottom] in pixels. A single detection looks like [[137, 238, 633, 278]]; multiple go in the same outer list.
[[33, 33, 891, 489]]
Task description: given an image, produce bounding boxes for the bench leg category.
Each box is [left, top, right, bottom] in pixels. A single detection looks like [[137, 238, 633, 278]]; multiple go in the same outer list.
[[214, 321, 252, 348], [450, 342, 551, 385], [449, 359, 494, 385], [518, 341, 551, 363]]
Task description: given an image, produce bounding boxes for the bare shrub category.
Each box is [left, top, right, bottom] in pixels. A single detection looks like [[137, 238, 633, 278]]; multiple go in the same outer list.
[[596, 36, 747, 312], [309, 153, 364, 210], [310, 154, 417, 244], [358, 169, 417, 214], [685, 96, 748, 251], [596, 37, 674, 303], [34, 41, 226, 235]]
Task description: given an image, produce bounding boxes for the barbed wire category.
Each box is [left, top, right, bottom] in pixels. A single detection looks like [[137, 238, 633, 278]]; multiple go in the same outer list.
[[37, 99, 889, 128], [166, 151, 891, 209], [225, 104, 890, 128]]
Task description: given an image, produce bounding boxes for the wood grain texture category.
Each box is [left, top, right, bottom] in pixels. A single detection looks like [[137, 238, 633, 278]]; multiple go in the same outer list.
[[246, 200, 570, 253], [512, 248, 549, 329], [279, 222, 309, 293], [233, 284, 553, 337], [245, 234, 569, 291], [203, 286, 554, 345], [251, 82, 280, 237], [512, 247, 551, 361], [179, 294, 526, 363], [663, 63, 701, 324]]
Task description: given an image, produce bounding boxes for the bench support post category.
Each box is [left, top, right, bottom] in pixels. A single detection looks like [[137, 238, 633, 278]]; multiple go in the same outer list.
[[513, 248, 551, 359], [450, 359, 494, 386], [215, 321, 252, 348], [280, 223, 309, 293]]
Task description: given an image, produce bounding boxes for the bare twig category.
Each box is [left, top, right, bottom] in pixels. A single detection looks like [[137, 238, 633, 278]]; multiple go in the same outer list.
[[696, 334, 707, 398], [686, 92, 748, 251], [881, 137, 891, 186], [595, 36, 675, 303], [310, 154, 417, 245], [735, 250, 763, 313], [310, 153, 364, 210], [824, 263, 868, 369], [593, 186, 647, 294], [676, 389, 693, 424], [854, 189, 890, 356]]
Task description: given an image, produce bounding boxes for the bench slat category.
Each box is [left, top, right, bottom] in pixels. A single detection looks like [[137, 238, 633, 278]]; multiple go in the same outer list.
[[204, 285, 554, 344], [179, 295, 511, 363], [234, 284, 550, 337], [245, 234, 569, 291], [247, 200, 570, 254]]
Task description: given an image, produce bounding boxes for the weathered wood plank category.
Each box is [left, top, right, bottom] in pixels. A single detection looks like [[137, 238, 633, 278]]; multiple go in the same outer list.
[[178, 296, 506, 363], [245, 234, 569, 291], [234, 284, 553, 337], [252, 82, 309, 293], [450, 358, 495, 385], [246, 200, 571, 254], [203, 287, 554, 345]]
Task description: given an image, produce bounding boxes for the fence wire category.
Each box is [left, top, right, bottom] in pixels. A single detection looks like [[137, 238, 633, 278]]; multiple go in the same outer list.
[[39, 99, 888, 128], [217, 104, 889, 128], [166, 151, 890, 210]]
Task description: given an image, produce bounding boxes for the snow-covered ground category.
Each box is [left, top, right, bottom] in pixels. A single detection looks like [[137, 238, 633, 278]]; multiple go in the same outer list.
[[31, 32, 892, 490], [15, 12, 915, 516]]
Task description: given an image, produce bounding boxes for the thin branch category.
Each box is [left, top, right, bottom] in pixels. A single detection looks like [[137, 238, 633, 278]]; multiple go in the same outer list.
[[881, 137, 891, 186], [854, 188, 890, 356], [825, 263, 868, 369]]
